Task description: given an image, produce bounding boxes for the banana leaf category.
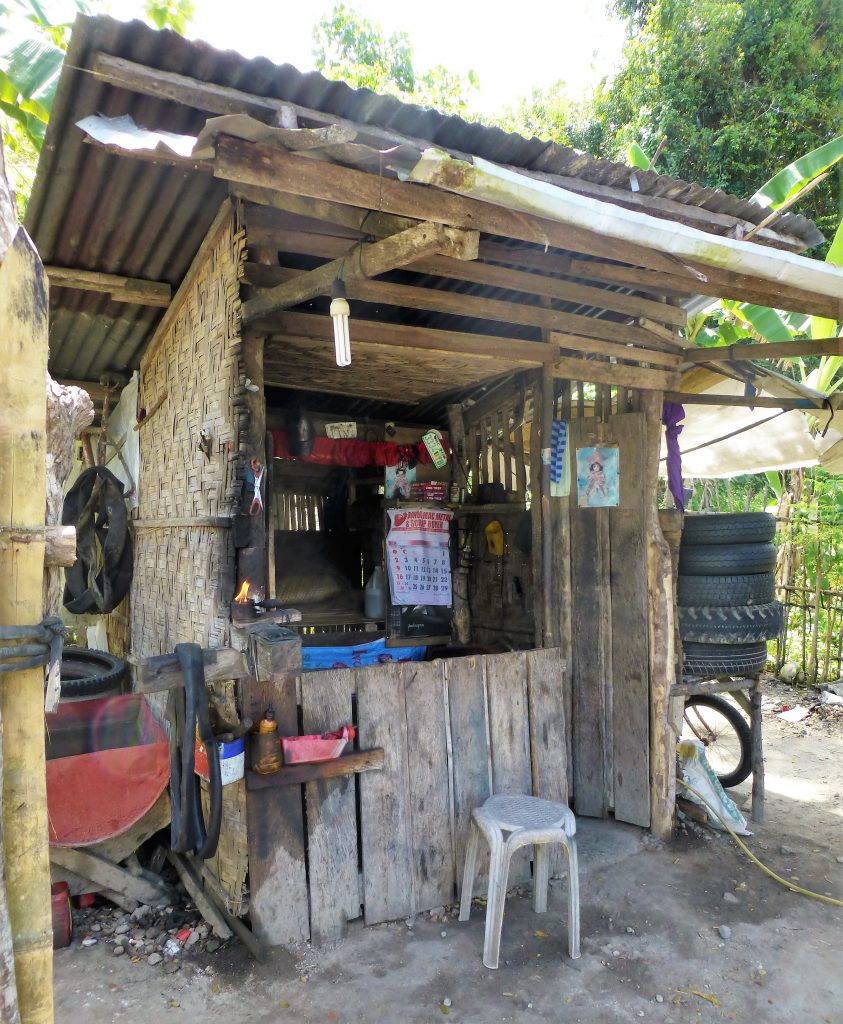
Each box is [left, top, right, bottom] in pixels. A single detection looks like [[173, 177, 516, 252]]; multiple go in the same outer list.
[[751, 134, 843, 210], [826, 218, 843, 268], [810, 219, 843, 342], [721, 300, 792, 342], [765, 471, 783, 501], [625, 141, 651, 170]]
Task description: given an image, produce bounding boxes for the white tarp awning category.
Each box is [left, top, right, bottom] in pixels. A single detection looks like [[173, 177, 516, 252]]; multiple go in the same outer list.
[[673, 378, 842, 478]]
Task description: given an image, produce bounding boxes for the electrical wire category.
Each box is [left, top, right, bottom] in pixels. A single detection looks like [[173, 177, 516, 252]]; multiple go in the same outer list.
[[677, 780, 843, 908]]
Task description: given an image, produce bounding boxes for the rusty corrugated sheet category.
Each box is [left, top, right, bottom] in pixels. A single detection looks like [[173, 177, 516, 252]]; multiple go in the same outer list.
[[25, 14, 824, 383]]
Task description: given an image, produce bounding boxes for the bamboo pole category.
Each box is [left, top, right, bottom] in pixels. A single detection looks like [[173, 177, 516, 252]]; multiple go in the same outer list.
[[0, 153, 54, 1022], [0, 709, 22, 1024]]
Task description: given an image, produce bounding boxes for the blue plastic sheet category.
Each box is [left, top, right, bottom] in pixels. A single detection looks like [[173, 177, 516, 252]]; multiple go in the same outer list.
[[302, 637, 426, 672]]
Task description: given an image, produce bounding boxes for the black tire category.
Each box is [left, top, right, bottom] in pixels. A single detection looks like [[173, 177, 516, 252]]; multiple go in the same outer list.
[[682, 694, 752, 788], [679, 601, 784, 643], [60, 647, 126, 699], [682, 513, 776, 546], [682, 640, 768, 678], [677, 572, 775, 607], [679, 542, 776, 576]]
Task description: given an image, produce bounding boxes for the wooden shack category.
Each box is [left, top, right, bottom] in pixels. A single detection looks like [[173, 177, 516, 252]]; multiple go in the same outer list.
[[26, 15, 843, 947]]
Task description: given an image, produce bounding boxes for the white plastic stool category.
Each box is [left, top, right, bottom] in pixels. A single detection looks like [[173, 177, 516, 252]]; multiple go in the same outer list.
[[459, 793, 580, 969]]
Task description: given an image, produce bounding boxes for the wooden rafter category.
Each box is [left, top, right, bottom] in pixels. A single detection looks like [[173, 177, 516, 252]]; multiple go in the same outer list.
[[550, 332, 682, 369], [240, 217, 688, 328], [683, 337, 843, 362], [569, 256, 843, 323], [665, 391, 823, 410], [214, 136, 701, 280], [271, 311, 554, 365], [46, 265, 171, 306], [247, 261, 683, 351], [554, 356, 680, 392], [241, 221, 478, 323]]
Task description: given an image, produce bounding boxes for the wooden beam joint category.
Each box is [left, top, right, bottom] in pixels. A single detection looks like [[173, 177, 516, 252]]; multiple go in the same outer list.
[[242, 220, 478, 323]]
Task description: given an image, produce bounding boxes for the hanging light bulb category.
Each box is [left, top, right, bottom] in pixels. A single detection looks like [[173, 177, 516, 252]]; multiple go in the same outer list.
[[330, 279, 351, 367]]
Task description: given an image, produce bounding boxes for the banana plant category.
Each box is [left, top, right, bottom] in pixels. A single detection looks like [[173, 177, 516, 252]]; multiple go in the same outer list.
[[686, 140, 843, 421], [751, 135, 843, 210], [0, 0, 90, 150]]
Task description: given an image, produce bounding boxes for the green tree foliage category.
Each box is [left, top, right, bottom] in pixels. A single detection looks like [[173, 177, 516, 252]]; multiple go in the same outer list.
[[0, 0, 194, 212], [574, 0, 843, 240], [494, 80, 582, 142], [313, 3, 478, 117], [143, 0, 195, 35]]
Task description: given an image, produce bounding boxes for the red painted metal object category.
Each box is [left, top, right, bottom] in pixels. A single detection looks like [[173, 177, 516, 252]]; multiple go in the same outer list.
[[46, 694, 169, 847], [51, 882, 72, 948]]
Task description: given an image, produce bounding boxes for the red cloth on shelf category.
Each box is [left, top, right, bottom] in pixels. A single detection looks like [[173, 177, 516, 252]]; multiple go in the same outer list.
[[270, 431, 450, 468]]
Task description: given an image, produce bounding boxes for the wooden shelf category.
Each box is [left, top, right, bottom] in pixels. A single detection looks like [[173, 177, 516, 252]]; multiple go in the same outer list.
[[672, 675, 761, 698], [245, 747, 384, 790]]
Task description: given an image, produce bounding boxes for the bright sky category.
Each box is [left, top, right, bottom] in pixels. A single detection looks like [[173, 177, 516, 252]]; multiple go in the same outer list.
[[106, 0, 627, 116]]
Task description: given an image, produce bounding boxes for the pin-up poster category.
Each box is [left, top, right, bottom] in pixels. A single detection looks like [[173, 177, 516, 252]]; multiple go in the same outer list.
[[576, 445, 620, 508], [386, 508, 453, 606]]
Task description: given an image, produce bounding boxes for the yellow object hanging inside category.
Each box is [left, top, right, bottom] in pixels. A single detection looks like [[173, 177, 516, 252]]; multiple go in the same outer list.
[[484, 519, 506, 557]]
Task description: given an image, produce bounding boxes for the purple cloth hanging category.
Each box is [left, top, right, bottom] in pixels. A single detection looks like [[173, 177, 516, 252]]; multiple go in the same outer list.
[[662, 401, 686, 512]]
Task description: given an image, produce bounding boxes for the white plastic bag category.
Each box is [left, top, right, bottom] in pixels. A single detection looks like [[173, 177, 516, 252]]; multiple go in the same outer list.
[[677, 739, 751, 835]]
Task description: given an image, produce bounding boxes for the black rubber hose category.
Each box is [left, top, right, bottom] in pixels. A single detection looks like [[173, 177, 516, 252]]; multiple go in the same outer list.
[[167, 644, 222, 859], [166, 677, 188, 853], [192, 648, 222, 860]]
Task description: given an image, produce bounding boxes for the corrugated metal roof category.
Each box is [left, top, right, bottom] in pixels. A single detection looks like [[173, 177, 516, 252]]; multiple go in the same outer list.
[[26, 14, 825, 384]]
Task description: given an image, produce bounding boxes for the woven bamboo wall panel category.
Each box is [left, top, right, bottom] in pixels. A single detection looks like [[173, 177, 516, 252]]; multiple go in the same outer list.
[[132, 528, 233, 656], [131, 211, 244, 662], [105, 594, 131, 660]]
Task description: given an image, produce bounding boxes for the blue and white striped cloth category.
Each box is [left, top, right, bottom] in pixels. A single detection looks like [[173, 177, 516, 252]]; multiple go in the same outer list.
[[550, 419, 568, 485]]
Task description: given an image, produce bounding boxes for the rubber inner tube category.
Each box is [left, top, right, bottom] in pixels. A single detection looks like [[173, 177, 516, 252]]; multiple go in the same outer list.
[[167, 643, 222, 859], [62, 466, 133, 614]]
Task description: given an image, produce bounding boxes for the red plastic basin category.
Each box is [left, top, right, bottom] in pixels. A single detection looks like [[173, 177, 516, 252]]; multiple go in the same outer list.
[[46, 694, 169, 846]]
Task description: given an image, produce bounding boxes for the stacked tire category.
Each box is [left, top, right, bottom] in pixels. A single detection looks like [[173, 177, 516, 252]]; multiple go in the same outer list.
[[678, 513, 783, 677]]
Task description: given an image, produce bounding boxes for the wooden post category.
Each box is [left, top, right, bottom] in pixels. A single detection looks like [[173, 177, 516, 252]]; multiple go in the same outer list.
[[750, 678, 765, 823], [641, 391, 676, 841], [237, 334, 267, 598], [446, 404, 471, 644], [241, 630, 310, 945], [0, 156, 54, 1022]]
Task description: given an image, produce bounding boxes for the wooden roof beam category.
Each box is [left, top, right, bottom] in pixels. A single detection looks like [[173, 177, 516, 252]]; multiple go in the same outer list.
[[665, 391, 823, 410], [241, 220, 688, 328], [550, 332, 682, 369], [553, 355, 681, 392], [568, 257, 843, 323], [247, 261, 681, 352], [271, 311, 553, 365], [682, 337, 843, 363], [46, 265, 171, 307], [241, 221, 478, 323], [214, 135, 701, 281]]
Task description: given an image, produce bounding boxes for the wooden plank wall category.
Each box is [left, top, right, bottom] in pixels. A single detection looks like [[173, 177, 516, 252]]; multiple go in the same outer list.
[[297, 647, 567, 941], [463, 379, 536, 647], [568, 415, 612, 818], [457, 378, 651, 827], [563, 389, 651, 828]]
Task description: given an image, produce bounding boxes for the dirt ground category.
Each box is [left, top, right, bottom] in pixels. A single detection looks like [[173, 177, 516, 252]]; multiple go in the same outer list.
[[53, 680, 843, 1024]]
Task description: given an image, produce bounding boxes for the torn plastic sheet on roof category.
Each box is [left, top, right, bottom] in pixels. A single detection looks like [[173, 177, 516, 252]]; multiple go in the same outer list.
[[76, 114, 197, 158]]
